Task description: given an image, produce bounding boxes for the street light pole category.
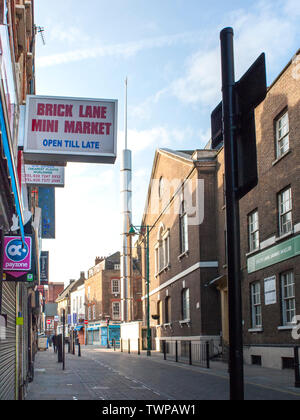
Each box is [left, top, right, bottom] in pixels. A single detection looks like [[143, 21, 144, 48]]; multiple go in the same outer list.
[[146, 225, 151, 356], [128, 224, 151, 356]]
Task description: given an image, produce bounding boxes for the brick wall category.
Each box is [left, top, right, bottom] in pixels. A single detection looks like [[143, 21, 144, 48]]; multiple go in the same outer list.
[[239, 54, 300, 346]]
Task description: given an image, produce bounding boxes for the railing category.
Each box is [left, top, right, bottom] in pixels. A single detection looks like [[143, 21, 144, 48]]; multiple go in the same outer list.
[[114, 338, 212, 368], [162, 340, 212, 368]]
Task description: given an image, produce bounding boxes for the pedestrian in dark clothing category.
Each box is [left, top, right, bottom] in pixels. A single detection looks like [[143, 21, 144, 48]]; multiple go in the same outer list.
[[52, 333, 57, 352]]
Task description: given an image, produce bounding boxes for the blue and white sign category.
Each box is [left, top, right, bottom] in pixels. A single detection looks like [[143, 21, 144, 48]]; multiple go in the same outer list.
[[38, 187, 55, 239]]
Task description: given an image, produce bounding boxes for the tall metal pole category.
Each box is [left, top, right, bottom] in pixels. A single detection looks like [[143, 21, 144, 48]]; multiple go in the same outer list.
[[220, 27, 244, 400], [146, 225, 151, 356], [121, 77, 132, 323], [62, 309, 65, 370]]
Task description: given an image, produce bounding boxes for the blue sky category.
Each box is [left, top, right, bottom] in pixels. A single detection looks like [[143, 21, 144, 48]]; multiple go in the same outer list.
[[34, 0, 300, 285]]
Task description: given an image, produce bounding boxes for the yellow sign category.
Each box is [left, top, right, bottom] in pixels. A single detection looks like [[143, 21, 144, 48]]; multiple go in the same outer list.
[[16, 317, 24, 326]]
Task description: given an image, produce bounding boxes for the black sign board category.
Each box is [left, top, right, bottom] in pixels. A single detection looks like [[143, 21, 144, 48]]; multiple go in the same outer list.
[[40, 251, 49, 285]]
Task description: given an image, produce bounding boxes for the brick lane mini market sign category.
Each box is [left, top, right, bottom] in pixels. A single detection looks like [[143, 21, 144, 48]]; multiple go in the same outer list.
[[24, 95, 117, 164]]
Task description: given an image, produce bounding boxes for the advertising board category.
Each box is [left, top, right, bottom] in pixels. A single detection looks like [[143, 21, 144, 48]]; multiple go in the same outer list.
[[24, 164, 65, 187], [24, 95, 117, 164], [3, 236, 32, 272]]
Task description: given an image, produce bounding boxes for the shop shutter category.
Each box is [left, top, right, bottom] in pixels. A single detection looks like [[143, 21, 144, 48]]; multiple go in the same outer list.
[[0, 282, 16, 400]]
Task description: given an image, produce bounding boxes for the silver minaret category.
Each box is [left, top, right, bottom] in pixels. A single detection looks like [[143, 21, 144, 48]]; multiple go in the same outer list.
[[120, 78, 132, 322]]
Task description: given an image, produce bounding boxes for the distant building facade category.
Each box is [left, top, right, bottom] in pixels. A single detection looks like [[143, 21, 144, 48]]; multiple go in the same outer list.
[[85, 253, 142, 346]]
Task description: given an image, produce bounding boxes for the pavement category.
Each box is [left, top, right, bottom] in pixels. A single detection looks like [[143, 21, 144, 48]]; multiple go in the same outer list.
[[24, 345, 300, 401]]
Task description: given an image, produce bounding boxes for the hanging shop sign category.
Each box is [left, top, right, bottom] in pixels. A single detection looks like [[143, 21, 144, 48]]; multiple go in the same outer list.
[[40, 250, 49, 285], [38, 187, 55, 239], [24, 95, 118, 164], [3, 272, 34, 282], [3, 235, 32, 272], [23, 164, 65, 187]]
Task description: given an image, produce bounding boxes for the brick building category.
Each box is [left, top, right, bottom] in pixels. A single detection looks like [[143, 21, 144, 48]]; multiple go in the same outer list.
[[239, 50, 300, 369], [138, 148, 222, 351], [44, 282, 64, 334], [0, 0, 37, 400], [85, 252, 142, 345], [210, 49, 300, 369], [139, 50, 299, 368], [45, 282, 64, 304]]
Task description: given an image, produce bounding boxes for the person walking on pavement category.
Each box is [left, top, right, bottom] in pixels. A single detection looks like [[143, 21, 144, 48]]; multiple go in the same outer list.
[[52, 333, 57, 353]]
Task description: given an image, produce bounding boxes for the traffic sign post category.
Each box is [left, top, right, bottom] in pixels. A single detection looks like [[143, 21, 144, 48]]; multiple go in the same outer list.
[[217, 27, 267, 400], [220, 27, 244, 401]]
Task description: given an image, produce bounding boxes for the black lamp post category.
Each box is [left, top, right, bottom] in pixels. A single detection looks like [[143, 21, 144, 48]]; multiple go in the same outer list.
[[128, 224, 151, 356]]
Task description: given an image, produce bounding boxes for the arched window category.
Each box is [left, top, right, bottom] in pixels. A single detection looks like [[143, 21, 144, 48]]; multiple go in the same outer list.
[[158, 176, 164, 199], [155, 224, 170, 274], [179, 201, 188, 253]]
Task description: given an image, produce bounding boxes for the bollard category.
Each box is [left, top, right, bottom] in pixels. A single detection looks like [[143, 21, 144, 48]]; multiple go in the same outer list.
[[189, 341, 192, 365], [175, 341, 178, 362], [206, 341, 210, 369], [294, 346, 300, 388], [163, 341, 166, 360], [121, 338, 123, 352], [128, 339, 130, 354], [57, 334, 63, 363], [138, 338, 140, 355], [113, 339, 116, 352], [78, 342, 81, 357], [72, 331, 75, 355], [68, 340, 70, 353]]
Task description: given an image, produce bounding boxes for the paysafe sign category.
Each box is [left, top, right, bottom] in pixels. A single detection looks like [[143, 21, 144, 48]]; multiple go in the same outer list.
[[24, 95, 117, 164], [3, 236, 32, 271]]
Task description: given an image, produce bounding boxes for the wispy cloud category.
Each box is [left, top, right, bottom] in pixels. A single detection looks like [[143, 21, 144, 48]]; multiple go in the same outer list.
[[36, 30, 202, 68], [119, 126, 195, 153], [169, 1, 300, 108], [48, 24, 91, 44]]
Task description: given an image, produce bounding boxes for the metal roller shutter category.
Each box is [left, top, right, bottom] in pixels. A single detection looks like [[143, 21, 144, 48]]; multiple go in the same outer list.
[[0, 281, 16, 400]]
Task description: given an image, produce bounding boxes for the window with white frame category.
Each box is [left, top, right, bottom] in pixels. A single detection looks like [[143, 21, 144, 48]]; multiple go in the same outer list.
[[281, 271, 295, 325], [155, 246, 159, 274], [182, 288, 190, 320], [276, 111, 289, 158], [278, 187, 292, 236], [88, 306, 91, 321], [163, 232, 170, 267], [158, 176, 164, 199], [112, 302, 120, 320], [92, 304, 96, 320], [248, 210, 259, 252], [165, 296, 171, 323], [155, 226, 170, 274], [112, 279, 120, 294], [180, 201, 188, 254], [251, 282, 262, 328]]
